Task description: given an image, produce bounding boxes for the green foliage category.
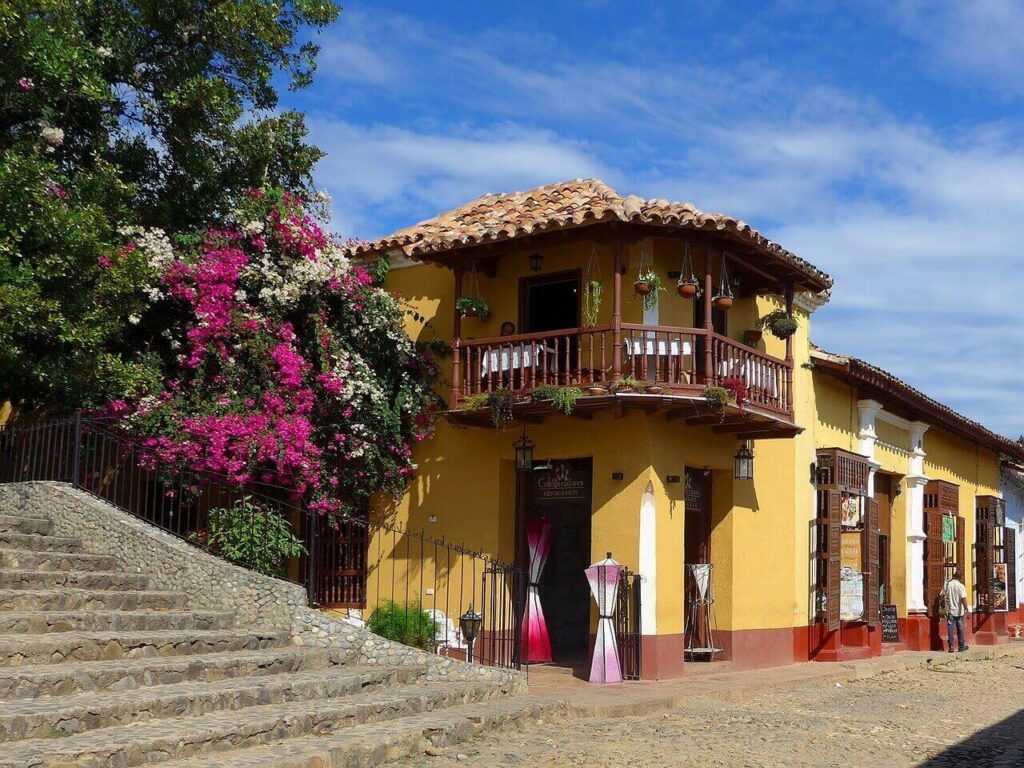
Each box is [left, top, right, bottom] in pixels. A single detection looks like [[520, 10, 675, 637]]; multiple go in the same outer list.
[[633, 271, 665, 311], [368, 600, 437, 650], [194, 496, 307, 578], [456, 296, 490, 320], [487, 388, 515, 429], [609, 376, 642, 393], [532, 384, 583, 415], [461, 392, 490, 410], [0, 0, 340, 409], [759, 310, 799, 340], [703, 386, 731, 409], [582, 280, 602, 327]]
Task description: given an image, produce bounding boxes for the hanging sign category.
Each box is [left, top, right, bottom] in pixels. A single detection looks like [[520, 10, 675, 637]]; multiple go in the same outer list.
[[535, 462, 587, 504], [994, 562, 1008, 611], [942, 515, 956, 543], [880, 605, 899, 643]]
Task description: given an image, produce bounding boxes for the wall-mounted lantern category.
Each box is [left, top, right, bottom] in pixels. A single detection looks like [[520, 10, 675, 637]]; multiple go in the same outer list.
[[733, 441, 755, 481], [514, 428, 535, 472], [459, 605, 483, 663], [529, 252, 544, 272]]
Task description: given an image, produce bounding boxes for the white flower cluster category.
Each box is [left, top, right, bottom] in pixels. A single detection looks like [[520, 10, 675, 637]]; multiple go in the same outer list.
[[119, 226, 175, 273], [241, 241, 351, 310]]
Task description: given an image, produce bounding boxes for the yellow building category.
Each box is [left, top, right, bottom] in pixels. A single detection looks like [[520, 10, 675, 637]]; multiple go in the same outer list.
[[345, 179, 1024, 678]]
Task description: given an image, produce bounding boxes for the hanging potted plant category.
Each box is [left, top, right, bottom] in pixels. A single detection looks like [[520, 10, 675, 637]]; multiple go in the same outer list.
[[676, 241, 700, 298], [456, 296, 490, 319], [583, 245, 603, 328], [703, 385, 730, 409], [712, 252, 734, 310], [633, 270, 664, 310], [759, 309, 798, 340]]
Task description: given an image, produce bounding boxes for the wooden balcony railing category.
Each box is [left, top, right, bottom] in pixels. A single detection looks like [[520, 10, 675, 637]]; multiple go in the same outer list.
[[452, 325, 794, 419]]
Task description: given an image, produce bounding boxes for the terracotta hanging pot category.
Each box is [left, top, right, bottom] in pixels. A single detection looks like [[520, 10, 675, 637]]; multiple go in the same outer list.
[[587, 385, 607, 396], [714, 295, 734, 310], [676, 280, 698, 299], [634, 280, 653, 296], [463, 306, 479, 318]]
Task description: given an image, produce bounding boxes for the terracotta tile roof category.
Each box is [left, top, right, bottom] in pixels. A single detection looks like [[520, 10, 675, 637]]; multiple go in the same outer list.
[[810, 348, 1024, 463], [350, 178, 832, 290]]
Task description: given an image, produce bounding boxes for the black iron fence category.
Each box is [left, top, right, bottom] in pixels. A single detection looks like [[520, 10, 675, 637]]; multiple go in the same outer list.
[[616, 567, 642, 681], [0, 416, 525, 670]]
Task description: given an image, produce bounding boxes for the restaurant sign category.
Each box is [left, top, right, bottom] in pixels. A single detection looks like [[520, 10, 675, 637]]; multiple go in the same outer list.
[[535, 462, 588, 504]]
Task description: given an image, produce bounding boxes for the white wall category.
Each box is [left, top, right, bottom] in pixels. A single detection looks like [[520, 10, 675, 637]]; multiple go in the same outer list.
[[1001, 469, 1024, 611]]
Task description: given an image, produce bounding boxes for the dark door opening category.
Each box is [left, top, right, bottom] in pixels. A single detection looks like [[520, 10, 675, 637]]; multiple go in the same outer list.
[[874, 473, 893, 605], [520, 270, 581, 334], [530, 458, 592, 661], [684, 467, 714, 658]]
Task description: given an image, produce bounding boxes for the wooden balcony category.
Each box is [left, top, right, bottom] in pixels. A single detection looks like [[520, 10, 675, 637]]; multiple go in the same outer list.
[[449, 324, 797, 437]]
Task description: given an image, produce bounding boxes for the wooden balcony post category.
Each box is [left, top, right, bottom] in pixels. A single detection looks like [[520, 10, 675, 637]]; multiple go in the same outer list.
[[703, 246, 714, 382], [784, 281, 794, 411], [452, 268, 464, 408], [612, 241, 623, 381]]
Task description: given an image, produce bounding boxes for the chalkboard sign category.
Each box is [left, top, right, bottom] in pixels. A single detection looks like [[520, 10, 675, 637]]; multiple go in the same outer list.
[[880, 604, 899, 643]]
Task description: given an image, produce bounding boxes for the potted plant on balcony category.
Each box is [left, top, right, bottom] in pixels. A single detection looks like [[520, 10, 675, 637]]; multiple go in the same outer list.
[[644, 381, 664, 394], [703, 385, 730, 409], [721, 376, 748, 409], [456, 296, 490, 320], [742, 329, 763, 346], [583, 280, 602, 327], [712, 253, 734, 309], [759, 309, 798, 340], [609, 376, 642, 393]]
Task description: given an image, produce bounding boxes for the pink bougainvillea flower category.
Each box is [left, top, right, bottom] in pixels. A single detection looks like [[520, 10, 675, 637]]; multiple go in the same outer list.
[[18, 77, 34, 91], [50, 182, 67, 199], [98, 255, 113, 269]]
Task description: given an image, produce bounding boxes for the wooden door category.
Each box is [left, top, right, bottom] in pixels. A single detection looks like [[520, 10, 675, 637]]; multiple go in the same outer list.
[[684, 467, 712, 564], [873, 475, 893, 604]]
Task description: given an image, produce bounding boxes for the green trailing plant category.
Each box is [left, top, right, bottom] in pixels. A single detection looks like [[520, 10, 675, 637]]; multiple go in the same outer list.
[[461, 392, 490, 410], [759, 310, 799, 340], [703, 386, 731, 409], [582, 280, 603, 327], [192, 496, 306, 578], [456, 296, 490, 320], [487, 388, 516, 429], [609, 376, 642, 393], [633, 271, 665, 311], [532, 384, 583, 415], [367, 600, 437, 650]]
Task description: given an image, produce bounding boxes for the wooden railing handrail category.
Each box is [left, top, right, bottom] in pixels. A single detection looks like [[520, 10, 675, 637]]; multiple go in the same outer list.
[[620, 323, 708, 335], [711, 332, 792, 369], [460, 325, 613, 346]]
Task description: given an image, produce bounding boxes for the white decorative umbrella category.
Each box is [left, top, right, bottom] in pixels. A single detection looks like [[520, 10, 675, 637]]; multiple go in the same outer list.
[[585, 553, 624, 683]]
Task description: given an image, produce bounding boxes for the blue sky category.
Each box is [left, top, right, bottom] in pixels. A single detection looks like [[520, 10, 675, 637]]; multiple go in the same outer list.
[[282, 1, 1024, 439]]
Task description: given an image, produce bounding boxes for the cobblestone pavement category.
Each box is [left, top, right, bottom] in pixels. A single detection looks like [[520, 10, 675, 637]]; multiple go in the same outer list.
[[398, 655, 1024, 767]]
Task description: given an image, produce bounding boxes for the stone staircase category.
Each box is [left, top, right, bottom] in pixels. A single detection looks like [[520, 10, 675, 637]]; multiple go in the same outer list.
[[0, 491, 551, 767]]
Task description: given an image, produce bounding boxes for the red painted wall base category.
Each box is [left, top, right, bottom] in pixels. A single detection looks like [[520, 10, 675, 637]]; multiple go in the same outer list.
[[808, 621, 881, 662], [972, 611, 1010, 645]]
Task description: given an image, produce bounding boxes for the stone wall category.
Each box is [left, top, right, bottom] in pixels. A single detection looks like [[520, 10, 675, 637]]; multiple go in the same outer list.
[[0, 482, 523, 689]]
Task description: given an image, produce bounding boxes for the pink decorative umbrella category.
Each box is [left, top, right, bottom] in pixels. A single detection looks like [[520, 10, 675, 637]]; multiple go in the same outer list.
[[521, 518, 553, 663], [585, 553, 624, 683]]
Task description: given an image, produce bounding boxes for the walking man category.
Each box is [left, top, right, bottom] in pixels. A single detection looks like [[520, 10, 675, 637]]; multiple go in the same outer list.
[[941, 570, 970, 653]]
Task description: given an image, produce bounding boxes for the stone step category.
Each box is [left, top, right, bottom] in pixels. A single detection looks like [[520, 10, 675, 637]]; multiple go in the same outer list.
[[0, 514, 51, 536], [0, 628, 286, 667], [0, 588, 186, 612], [148, 696, 556, 768], [0, 569, 152, 591], [0, 680, 504, 768], [0, 609, 235, 634], [0, 647, 329, 700], [0, 549, 117, 572], [0, 665, 423, 742], [0, 531, 82, 552]]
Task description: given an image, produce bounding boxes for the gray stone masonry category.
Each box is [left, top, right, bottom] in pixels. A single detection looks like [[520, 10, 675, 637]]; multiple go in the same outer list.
[[0, 482, 522, 687]]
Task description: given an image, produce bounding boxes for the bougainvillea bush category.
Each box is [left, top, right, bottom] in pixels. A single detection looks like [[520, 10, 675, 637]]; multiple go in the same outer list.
[[111, 189, 441, 517]]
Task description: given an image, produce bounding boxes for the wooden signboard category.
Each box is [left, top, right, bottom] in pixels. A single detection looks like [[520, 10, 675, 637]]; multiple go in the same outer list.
[[880, 604, 899, 643], [534, 461, 588, 504]]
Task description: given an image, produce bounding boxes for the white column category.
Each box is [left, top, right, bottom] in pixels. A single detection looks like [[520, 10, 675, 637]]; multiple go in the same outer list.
[[857, 399, 883, 496], [639, 481, 657, 637], [906, 421, 930, 613]]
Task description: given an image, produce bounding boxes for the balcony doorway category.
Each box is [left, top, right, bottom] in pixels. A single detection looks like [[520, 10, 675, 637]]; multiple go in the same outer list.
[[520, 270, 581, 334]]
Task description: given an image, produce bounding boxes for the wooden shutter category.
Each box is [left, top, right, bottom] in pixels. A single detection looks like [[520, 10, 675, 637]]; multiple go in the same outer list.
[[826, 490, 842, 631], [976, 505, 995, 614], [924, 508, 946, 617], [863, 498, 880, 627], [1006, 525, 1017, 612]]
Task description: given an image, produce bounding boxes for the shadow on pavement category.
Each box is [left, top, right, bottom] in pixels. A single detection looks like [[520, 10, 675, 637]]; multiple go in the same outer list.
[[919, 708, 1024, 766]]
